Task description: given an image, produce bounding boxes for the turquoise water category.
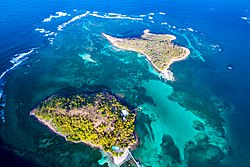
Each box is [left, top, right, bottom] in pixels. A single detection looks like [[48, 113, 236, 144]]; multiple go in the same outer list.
[[0, 11, 232, 167], [2, 0, 250, 166]]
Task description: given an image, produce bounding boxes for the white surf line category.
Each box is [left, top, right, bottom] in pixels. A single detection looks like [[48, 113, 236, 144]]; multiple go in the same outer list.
[[187, 27, 195, 32], [43, 11, 69, 22], [0, 48, 37, 79], [241, 16, 250, 24], [89, 12, 143, 21], [241, 16, 248, 20], [35, 28, 56, 37], [10, 49, 35, 64], [57, 11, 90, 31]]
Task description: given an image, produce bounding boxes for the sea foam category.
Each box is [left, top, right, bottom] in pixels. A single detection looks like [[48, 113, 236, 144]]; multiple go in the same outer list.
[[35, 28, 56, 37], [0, 48, 36, 80], [0, 58, 24, 126], [0, 47, 36, 118], [89, 12, 143, 21], [10, 49, 35, 64], [161, 22, 168, 25], [187, 28, 195, 32], [240, 16, 248, 20], [43, 12, 69, 22], [58, 11, 90, 31], [241, 16, 250, 24]]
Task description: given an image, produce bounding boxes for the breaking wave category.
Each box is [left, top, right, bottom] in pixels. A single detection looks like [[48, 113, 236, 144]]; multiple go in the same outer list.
[[89, 12, 143, 21], [57, 11, 90, 31], [43, 11, 69, 22], [0, 48, 37, 123]]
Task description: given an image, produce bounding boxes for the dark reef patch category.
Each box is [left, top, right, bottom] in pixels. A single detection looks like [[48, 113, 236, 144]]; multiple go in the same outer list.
[[168, 90, 226, 136], [184, 142, 225, 167], [193, 120, 205, 131], [135, 112, 155, 141], [159, 134, 181, 164]]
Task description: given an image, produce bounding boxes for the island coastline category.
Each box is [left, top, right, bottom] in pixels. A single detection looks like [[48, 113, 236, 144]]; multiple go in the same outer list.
[[30, 111, 104, 150], [30, 92, 138, 166], [102, 29, 190, 81]]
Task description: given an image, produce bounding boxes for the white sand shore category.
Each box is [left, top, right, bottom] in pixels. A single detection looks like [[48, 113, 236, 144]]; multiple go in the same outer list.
[[113, 149, 129, 166]]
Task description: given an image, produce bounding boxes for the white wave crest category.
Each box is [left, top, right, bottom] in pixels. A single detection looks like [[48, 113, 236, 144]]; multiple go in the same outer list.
[[43, 32, 55, 37], [148, 16, 153, 20], [89, 12, 143, 21], [35, 28, 56, 37], [161, 22, 168, 25], [148, 13, 154, 15], [241, 17, 248, 20], [10, 49, 35, 64], [43, 11, 69, 22], [211, 44, 222, 52], [159, 12, 166, 15], [241, 16, 250, 24], [1, 58, 24, 79], [1, 48, 37, 80], [58, 11, 90, 31], [107, 13, 121, 16], [187, 28, 195, 32], [48, 38, 54, 45], [35, 28, 49, 33]]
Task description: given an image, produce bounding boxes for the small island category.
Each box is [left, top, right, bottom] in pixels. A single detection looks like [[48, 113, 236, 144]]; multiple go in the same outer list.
[[31, 92, 137, 160], [102, 29, 190, 81]]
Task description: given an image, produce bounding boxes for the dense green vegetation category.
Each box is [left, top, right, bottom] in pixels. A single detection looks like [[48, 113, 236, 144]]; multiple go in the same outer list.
[[103, 30, 188, 71], [32, 92, 137, 156]]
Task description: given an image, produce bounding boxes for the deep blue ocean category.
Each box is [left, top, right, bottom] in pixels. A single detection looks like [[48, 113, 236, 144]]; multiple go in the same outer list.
[[0, 0, 250, 166]]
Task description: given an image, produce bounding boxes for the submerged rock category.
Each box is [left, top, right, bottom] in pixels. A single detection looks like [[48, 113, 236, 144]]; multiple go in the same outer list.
[[159, 134, 181, 164], [193, 120, 205, 131], [185, 142, 225, 167]]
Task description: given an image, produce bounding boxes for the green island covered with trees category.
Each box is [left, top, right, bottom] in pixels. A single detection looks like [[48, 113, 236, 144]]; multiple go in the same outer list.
[[31, 92, 137, 156]]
